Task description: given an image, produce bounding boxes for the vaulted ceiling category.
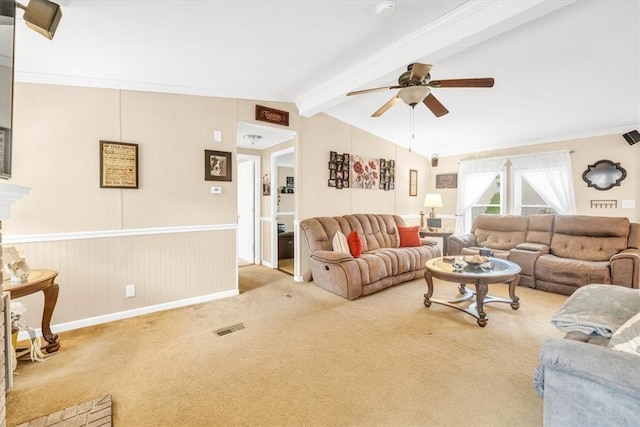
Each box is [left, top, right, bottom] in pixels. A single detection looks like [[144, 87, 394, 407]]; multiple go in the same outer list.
[[13, 0, 640, 158]]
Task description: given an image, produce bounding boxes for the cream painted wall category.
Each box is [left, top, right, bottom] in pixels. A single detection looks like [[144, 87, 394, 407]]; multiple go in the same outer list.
[[119, 90, 238, 227], [9, 84, 122, 233], [432, 133, 640, 227], [7, 84, 238, 235], [395, 144, 432, 223]]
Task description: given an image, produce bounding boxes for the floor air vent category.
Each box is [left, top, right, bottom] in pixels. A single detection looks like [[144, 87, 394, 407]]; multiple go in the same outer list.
[[215, 323, 245, 336]]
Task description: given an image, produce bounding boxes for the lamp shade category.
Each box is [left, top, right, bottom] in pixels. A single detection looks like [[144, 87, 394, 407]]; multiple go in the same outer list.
[[397, 86, 430, 106], [424, 193, 442, 208]]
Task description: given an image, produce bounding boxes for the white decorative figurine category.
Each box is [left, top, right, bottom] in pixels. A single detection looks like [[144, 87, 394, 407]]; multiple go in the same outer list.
[[3, 246, 30, 283]]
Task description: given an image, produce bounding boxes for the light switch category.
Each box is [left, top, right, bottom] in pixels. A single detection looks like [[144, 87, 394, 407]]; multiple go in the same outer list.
[[214, 130, 222, 142], [622, 199, 635, 209], [210, 186, 222, 194]]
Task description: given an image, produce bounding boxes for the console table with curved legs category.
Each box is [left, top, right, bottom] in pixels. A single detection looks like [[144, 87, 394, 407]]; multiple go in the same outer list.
[[5, 269, 60, 353]]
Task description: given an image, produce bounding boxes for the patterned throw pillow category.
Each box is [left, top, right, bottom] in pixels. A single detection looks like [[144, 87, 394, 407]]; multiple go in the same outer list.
[[608, 312, 640, 356], [332, 231, 350, 254]]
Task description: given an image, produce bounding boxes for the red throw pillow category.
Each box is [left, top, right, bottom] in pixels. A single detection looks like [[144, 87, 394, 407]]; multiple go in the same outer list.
[[398, 226, 421, 247], [347, 231, 363, 258]]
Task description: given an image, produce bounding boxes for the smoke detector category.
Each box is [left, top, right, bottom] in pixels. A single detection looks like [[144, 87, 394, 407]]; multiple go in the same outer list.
[[376, 1, 396, 18]]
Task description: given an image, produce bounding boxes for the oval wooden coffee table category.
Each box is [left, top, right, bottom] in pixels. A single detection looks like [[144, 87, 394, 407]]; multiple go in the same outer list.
[[424, 257, 520, 327]]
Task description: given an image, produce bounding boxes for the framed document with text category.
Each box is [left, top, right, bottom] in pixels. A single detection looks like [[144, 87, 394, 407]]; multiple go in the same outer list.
[[409, 169, 418, 196], [100, 141, 139, 189]]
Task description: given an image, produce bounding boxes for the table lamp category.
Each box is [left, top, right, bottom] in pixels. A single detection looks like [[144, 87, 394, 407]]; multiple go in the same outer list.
[[424, 193, 442, 219]]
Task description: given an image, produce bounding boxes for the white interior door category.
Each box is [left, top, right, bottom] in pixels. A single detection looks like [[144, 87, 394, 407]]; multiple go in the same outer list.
[[237, 159, 255, 263]]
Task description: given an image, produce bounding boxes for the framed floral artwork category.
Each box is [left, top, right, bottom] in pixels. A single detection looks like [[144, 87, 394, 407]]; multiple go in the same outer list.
[[351, 156, 379, 189]]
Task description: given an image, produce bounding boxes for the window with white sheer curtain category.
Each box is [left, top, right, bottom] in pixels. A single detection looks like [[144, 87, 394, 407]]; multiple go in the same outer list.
[[513, 172, 556, 215], [509, 151, 576, 214], [455, 151, 576, 235], [455, 157, 507, 235], [470, 171, 505, 220]]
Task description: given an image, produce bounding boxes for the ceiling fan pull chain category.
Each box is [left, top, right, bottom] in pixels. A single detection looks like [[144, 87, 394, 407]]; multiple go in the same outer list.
[[409, 107, 415, 152]]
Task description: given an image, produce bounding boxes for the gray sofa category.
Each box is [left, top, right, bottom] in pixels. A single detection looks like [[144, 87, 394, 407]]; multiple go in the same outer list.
[[300, 214, 441, 300], [449, 214, 640, 295], [535, 285, 640, 426]]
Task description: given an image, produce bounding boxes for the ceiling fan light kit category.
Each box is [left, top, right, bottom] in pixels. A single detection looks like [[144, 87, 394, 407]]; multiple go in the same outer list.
[[243, 134, 262, 145], [347, 63, 494, 118], [398, 86, 430, 106]]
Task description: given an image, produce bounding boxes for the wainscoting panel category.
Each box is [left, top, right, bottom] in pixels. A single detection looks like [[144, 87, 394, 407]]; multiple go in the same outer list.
[[5, 227, 237, 331]]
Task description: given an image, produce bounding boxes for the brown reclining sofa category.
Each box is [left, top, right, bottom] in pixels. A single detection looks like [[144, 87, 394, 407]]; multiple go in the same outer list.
[[448, 214, 640, 295], [300, 214, 441, 300]]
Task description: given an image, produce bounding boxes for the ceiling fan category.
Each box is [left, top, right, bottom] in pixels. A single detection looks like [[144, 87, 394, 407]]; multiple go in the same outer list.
[[346, 63, 494, 118]]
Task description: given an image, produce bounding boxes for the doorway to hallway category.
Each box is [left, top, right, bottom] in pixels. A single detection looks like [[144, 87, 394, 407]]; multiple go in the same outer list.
[[237, 154, 260, 266]]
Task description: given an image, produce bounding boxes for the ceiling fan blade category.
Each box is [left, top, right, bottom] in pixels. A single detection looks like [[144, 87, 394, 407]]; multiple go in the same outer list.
[[409, 63, 432, 81], [372, 96, 400, 117], [347, 85, 401, 96], [423, 93, 449, 117], [429, 78, 495, 88]]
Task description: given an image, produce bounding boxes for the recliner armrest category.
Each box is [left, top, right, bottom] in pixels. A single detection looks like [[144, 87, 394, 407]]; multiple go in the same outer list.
[[310, 250, 354, 263], [610, 249, 640, 288], [539, 338, 640, 396], [611, 248, 640, 259], [448, 234, 477, 255], [420, 237, 438, 246]]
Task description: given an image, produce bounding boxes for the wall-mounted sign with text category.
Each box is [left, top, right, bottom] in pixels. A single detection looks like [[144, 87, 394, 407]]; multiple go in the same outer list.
[[255, 105, 289, 127]]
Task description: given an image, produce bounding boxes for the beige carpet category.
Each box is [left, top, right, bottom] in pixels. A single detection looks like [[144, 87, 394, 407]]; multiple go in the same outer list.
[[7, 266, 567, 426]]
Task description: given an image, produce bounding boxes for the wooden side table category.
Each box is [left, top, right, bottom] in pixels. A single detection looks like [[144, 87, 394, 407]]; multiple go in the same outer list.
[[420, 230, 453, 256], [5, 269, 60, 353]]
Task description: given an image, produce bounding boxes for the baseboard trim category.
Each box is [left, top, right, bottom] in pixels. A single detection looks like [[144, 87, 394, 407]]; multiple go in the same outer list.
[[18, 289, 239, 340]]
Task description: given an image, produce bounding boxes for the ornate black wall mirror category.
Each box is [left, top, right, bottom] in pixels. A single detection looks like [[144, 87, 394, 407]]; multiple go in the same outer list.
[[582, 159, 627, 191]]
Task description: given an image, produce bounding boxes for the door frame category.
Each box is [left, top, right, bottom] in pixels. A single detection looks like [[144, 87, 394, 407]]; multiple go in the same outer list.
[[270, 146, 295, 269], [237, 153, 261, 265]]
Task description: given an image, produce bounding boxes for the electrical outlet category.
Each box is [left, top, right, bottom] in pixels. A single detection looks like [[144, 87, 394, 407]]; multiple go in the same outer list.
[[126, 284, 136, 298]]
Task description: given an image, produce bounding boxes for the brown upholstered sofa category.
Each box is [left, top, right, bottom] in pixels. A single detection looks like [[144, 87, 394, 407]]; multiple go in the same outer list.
[[300, 214, 441, 300], [449, 214, 640, 295]]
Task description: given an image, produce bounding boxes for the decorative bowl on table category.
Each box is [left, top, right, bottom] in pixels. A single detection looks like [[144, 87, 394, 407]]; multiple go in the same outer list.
[[463, 255, 490, 269]]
